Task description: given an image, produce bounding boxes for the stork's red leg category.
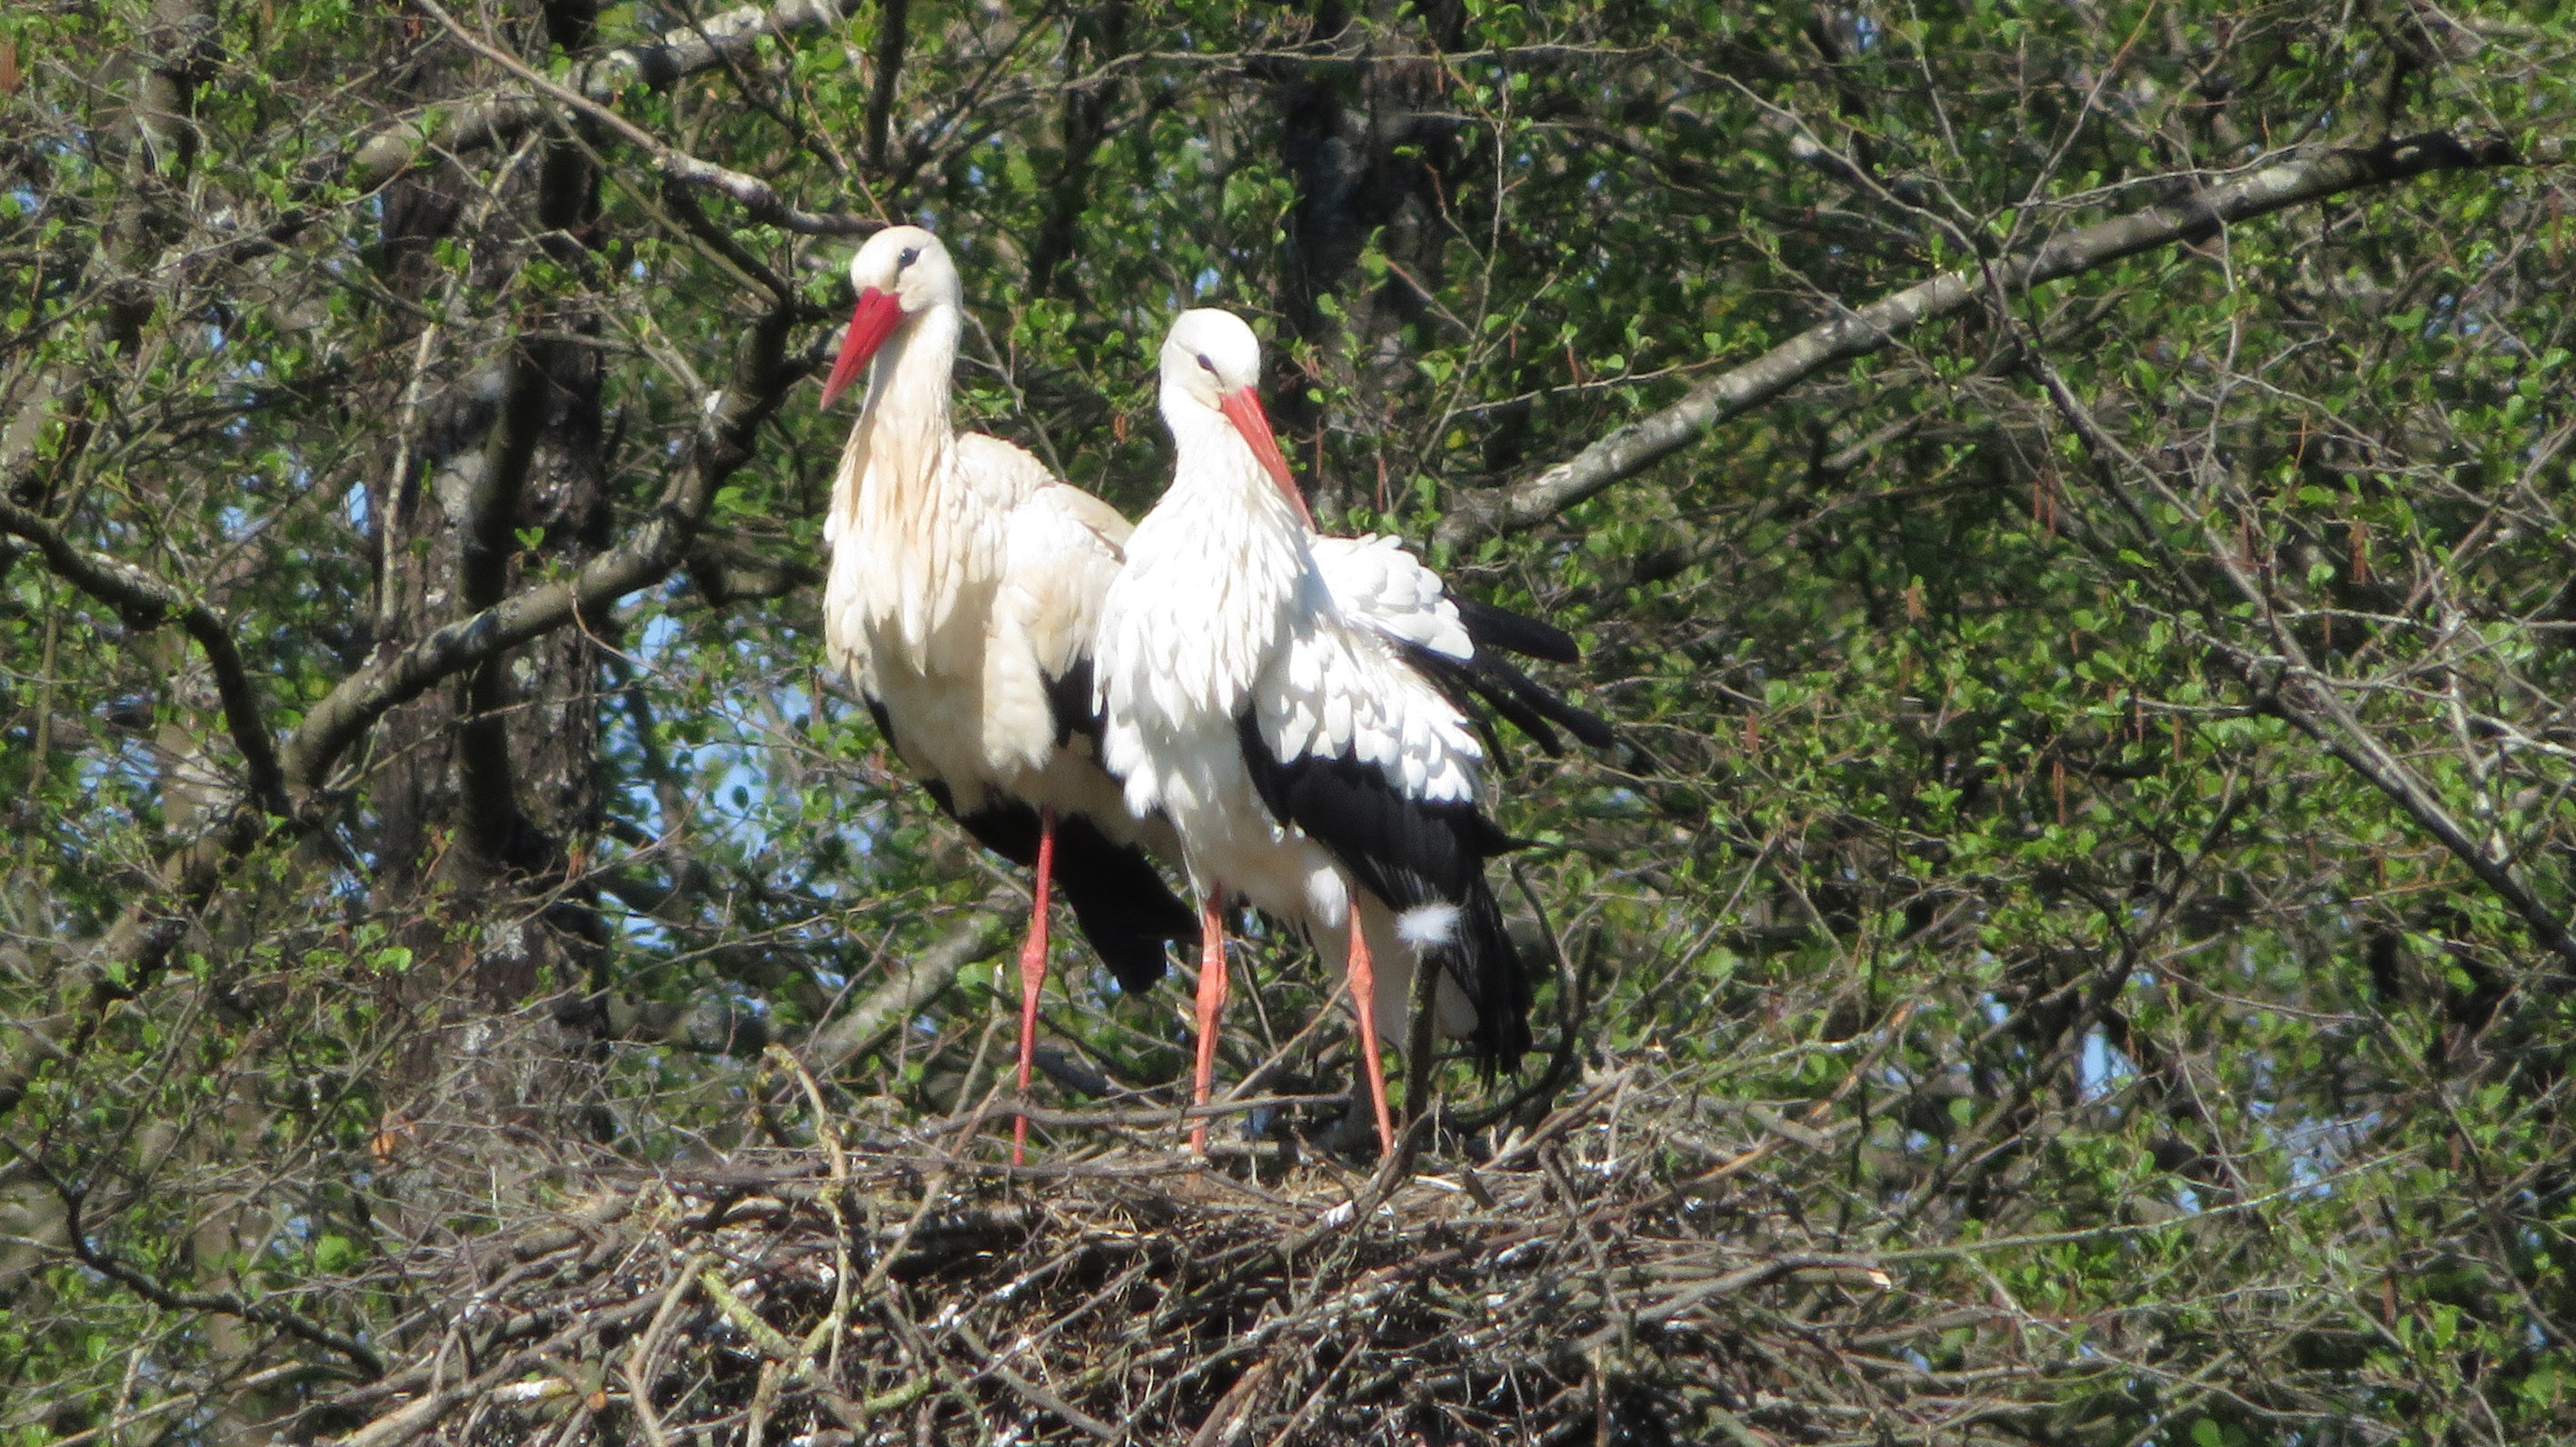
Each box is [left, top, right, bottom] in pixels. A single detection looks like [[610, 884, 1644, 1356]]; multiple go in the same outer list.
[[1343, 923, 1397, 1156], [1011, 807, 1058, 1167], [1189, 891, 1228, 1155]]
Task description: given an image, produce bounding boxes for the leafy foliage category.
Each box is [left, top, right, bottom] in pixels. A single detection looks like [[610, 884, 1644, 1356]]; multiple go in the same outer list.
[[4, 0, 2576, 1441]]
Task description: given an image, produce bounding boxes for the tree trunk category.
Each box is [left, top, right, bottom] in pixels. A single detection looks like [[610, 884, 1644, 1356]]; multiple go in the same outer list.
[[364, 5, 610, 1023], [1271, 0, 1471, 522]]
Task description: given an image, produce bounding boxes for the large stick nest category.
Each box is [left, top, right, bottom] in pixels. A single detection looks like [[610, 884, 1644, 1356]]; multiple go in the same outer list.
[[305, 1062, 2050, 1446]]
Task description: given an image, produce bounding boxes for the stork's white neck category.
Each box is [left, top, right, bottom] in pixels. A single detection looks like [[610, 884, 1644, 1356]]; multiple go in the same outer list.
[[1159, 385, 1308, 543], [826, 301, 961, 535], [826, 299, 992, 673], [1105, 386, 1320, 729], [848, 304, 958, 484], [862, 304, 960, 434]]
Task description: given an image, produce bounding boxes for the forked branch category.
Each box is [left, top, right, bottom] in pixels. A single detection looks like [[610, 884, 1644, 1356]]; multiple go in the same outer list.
[[0, 491, 285, 815]]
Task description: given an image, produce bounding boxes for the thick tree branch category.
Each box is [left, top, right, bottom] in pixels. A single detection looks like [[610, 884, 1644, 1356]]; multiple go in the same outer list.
[[462, 345, 552, 618], [1435, 129, 2529, 547], [0, 491, 285, 816], [351, 0, 867, 191], [685, 534, 822, 604], [279, 300, 800, 809], [455, 340, 553, 858], [799, 899, 1015, 1078], [454, 118, 606, 865], [1025, 0, 1128, 299], [862, 0, 910, 174], [412, 0, 877, 236]]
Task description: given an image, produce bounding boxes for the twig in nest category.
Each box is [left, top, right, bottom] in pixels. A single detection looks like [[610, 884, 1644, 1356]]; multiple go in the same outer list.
[[623, 1251, 710, 1447], [954, 1318, 1123, 1442], [765, 1044, 853, 1379]]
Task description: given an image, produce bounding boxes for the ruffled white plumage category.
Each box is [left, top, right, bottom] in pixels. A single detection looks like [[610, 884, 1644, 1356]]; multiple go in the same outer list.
[[822, 260, 1147, 843], [1312, 533, 1474, 662], [1102, 496, 1486, 830], [1095, 329, 1488, 1046]]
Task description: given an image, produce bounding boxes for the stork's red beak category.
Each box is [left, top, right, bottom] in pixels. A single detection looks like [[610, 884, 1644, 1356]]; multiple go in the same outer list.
[[820, 287, 904, 408], [1218, 385, 1312, 528]]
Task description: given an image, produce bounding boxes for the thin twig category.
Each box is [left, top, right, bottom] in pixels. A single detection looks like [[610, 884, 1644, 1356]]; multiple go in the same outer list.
[[412, 0, 876, 235]]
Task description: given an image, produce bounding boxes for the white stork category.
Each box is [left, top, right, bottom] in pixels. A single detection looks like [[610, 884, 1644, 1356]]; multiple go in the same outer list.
[[1096, 308, 1607, 1154], [817, 226, 1196, 1163]]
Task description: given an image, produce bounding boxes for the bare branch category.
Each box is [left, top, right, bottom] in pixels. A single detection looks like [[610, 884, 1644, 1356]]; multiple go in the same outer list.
[[350, 0, 868, 191], [412, 0, 878, 236], [1437, 129, 2529, 547], [0, 490, 285, 815]]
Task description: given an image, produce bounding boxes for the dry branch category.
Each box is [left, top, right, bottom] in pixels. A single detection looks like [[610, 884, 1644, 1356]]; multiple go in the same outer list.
[[350, 0, 869, 191], [1437, 129, 2530, 546], [411, 0, 878, 237]]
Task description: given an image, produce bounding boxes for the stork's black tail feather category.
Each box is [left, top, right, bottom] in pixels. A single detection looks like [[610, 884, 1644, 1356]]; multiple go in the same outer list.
[[1406, 594, 1592, 1065], [926, 781, 1197, 994], [1446, 873, 1536, 1066], [1049, 814, 1199, 993]]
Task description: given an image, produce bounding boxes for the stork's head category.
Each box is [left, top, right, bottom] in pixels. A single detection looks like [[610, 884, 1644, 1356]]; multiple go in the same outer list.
[[1159, 308, 1309, 527], [820, 225, 960, 407]]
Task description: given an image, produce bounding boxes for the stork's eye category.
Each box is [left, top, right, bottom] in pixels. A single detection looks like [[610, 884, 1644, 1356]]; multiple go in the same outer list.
[[897, 246, 920, 269], [1196, 354, 1216, 373]]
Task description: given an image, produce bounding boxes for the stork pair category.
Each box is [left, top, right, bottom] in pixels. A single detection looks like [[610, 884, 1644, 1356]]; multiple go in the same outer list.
[[817, 227, 1605, 1163]]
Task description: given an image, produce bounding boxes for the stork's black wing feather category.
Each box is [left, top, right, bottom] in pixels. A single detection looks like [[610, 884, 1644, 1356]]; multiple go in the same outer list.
[[1236, 712, 1531, 1068], [1401, 644, 1618, 758], [1453, 595, 1580, 664], [1469, 649, 1618, 753], [1043, 657, 1102, 751], [873, 694, 1193, 993], [1395, 594, 1616, 760]]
